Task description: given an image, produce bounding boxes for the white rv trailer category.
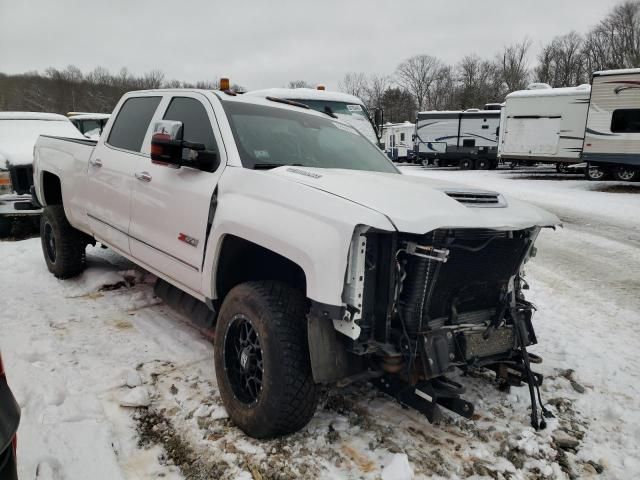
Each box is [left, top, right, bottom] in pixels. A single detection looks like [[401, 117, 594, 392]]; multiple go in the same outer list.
[[414, 109, 501, 169], [381, 121, 415, 161], [245, 87, 381, 146], [498, 84, 591, 172], [582, 68, 640, 181]]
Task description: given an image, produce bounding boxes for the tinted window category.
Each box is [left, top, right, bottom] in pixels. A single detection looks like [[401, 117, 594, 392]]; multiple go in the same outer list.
[[163, 97, 218, 153], [108, 96, 161, 152], [400, 132, 405, 141], [611, 109, 640, 133]]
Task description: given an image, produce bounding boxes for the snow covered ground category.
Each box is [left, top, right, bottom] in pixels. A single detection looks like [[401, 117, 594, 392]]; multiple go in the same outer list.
[[1, 165, 639, 479]]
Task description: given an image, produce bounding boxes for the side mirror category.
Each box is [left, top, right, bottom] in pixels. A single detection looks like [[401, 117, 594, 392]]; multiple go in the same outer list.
[[151, 120, 184, 167], [151, 120, 220, 171]]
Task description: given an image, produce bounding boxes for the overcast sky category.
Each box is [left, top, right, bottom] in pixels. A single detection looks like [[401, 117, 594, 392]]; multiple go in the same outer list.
[[0, 0, 623, 90]]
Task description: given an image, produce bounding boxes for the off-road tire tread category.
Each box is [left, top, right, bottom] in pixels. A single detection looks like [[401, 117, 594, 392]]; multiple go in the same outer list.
[[215, 281, 318, 438], [40, 205, 87, 278]]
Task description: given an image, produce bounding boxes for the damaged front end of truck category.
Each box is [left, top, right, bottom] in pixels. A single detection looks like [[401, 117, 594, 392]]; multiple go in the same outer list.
[[311, 193, 556, 430]]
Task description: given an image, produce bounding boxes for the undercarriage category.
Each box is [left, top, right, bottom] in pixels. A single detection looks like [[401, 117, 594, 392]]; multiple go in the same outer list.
[[342, 227, 552, 429]]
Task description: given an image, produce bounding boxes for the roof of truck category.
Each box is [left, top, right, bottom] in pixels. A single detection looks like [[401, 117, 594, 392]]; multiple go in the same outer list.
[[245, 88, 366, 105], [593, 68, 640, 77], [506, 84, 591, 99], [0, 112, 70, 121]]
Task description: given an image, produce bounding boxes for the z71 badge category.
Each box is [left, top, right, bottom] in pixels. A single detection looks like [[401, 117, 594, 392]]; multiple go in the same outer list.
[[178, 233, 199, 247]]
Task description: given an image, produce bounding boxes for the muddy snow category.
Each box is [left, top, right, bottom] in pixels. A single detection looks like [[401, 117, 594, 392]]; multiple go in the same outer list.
[[1, 166, 639, 479]]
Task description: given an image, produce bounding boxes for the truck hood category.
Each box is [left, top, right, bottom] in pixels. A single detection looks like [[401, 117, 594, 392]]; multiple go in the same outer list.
[[270, 167, 560, 234]]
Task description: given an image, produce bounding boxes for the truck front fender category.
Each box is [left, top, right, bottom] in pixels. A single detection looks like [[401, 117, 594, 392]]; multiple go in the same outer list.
[[200, 168, 394, 306]]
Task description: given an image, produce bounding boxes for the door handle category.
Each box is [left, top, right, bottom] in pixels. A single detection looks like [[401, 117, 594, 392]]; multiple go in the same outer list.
[[89, 158, 102, 167], [135, 171, 152, 182]]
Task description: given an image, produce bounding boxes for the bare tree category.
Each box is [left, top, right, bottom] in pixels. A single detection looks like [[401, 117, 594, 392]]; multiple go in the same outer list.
[[396, 55, 443, 110], [428, 66, 457, 110], [338, 72, 368, 99], [498, 39, 532, 94], [583, 0, 640, 71], [365, 74, 390, 110], [536, 32, 587, 87], [141, 69, 165, 89], [381, 87, 416, 123], [287, 80, 312, 88], [455, 56, 502, 108]]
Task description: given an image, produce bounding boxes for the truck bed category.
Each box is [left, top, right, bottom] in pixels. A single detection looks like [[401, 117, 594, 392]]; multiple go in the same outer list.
[[33, 135, 98, 231]]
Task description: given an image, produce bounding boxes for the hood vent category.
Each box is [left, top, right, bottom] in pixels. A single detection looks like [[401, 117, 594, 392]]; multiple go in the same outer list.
[[444, 190, 507, 208]]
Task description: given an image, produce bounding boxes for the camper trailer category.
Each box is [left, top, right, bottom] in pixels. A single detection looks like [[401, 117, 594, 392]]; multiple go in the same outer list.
[[381, 121, 415, 162], [414, 109, 500, 169], [582, 68, 640, 181], [498, 84, 591, 172]]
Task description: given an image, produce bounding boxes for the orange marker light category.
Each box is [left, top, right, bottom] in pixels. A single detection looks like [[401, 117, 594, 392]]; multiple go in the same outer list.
[[317, 85, 325, 91], [220, 77, 230, 91]]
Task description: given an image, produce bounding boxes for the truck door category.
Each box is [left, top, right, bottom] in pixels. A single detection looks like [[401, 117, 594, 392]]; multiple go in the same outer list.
[[86, 95, 162, 254], [129, 94, 225, 295]]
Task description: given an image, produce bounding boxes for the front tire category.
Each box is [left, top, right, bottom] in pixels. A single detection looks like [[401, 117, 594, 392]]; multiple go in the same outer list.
[[214, 281, 318, 438], [40, 205, 87, 278]]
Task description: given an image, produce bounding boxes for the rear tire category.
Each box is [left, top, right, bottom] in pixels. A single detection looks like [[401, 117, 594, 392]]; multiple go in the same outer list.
[[612, 165, 638, 182], [585, 163, 609, 181], [40, 205, 87, 278], [459, 158, 474, 170], [214, 281, 318, 438], [475, 158, 490, 170]]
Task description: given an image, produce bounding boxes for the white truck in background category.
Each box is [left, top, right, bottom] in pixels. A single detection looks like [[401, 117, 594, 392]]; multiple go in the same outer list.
[[498, 84, 591, 173], [245, 86, 382, 146], [33, 87, 558, 438], [0, 112, 84, 237], [67, 113, 111, 140]]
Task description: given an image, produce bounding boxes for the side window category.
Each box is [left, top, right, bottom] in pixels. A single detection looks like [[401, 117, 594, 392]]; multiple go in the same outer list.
[[163, 97, 218, 153], [611, 109, 640, 133], [108, 96, 161, 152], [400, 133, 405, 141]]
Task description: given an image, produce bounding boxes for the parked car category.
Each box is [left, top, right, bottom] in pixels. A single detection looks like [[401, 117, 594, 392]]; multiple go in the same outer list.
[[33, 88, 558, 438], [0, 112, 84, 237], [0, 352, 20, 480]]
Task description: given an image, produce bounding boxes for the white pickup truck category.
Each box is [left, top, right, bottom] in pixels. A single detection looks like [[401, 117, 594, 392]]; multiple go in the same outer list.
[[33, 88, 559, 438]]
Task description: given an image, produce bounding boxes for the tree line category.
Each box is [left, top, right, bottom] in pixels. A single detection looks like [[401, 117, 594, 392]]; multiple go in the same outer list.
[[0, 0, 638, 122], [335, 0, 640, 123]]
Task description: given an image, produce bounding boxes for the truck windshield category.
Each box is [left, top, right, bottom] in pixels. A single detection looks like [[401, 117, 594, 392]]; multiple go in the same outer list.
[[222, 101, 398, 173], [293, 100, 378, 144]]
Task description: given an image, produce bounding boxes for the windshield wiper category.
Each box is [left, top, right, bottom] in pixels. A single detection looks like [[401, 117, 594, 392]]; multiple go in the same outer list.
[[265, 96, 310, 109], [322, 106, 338, 119], [253, 163, 303, 170]]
